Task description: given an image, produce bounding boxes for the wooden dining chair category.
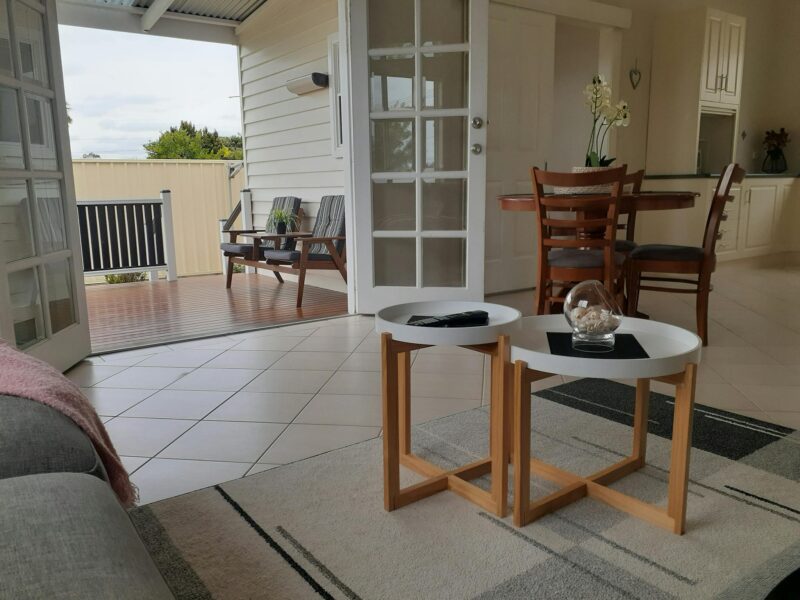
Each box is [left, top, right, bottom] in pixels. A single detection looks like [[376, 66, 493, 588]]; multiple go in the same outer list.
[[615, 169, 645, 254], [531, 165, 628, 315], [626, 163, 746, 345]]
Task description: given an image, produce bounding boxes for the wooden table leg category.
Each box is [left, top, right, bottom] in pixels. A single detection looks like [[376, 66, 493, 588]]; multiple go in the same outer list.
[[381, 333, 400, 511], [667, 363, 697, 534], [398, 350, 411, 456], [632, 378, 650, 467], [490, 336, 510, 516], [513, 360, 531, 527]]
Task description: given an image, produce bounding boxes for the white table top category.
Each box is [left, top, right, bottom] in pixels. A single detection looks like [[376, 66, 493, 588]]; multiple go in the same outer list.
[[375, 301, 522, 346], [510, 315, 701, 379]]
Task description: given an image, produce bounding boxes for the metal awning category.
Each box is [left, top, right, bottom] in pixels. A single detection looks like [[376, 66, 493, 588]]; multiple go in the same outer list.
[[56, 0, 270, 44]]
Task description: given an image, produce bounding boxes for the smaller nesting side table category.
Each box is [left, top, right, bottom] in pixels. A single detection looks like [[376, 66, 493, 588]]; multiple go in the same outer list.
[[510, 315, 702, 534], [375, 302, 521, 517]]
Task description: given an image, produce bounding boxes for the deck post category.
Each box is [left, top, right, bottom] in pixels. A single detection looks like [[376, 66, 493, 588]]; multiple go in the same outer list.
[[240, 189, 255, 274], [219, 219, 228, 275], [160, 190, 178, 282]]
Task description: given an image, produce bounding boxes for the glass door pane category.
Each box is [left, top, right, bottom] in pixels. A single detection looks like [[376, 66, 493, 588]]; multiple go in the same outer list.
[[9, 267, 44, 348], [0, 179, 35, 261], [0, 0, 13, 77], [0, 86, 24, 169], [12, 0, 49, 86], [44, 260, 75, 334], [0, 1, 89, 369], [366, 0, 473, 295]]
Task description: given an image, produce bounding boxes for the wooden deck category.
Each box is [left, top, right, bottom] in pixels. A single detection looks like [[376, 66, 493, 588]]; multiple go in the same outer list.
[[86, 274, 349, 354]]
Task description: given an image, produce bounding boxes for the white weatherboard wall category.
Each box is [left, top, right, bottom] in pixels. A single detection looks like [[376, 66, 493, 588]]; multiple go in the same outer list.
[[236, 0, 343, 235]]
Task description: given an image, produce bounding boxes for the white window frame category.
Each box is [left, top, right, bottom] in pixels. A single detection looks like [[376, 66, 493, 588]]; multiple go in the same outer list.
[[328, 32, 345, 158]]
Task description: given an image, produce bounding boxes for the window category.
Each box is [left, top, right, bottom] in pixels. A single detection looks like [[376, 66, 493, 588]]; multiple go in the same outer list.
[[0, 38, 11, 76], [328, 33, 344, 158], [26, 97, 44, 145], [19, 42, 34, 78], [0, 87, 21, 143]]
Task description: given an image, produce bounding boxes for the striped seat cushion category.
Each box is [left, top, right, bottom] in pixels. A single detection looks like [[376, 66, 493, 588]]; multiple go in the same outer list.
[[308, 195, 346, 256]]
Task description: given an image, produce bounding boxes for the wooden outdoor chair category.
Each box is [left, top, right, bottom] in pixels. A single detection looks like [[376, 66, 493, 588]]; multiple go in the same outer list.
[[626, 163, 746, 346], [222, 196, 303, 286], [531, 165, 628, 315], [228, 194, 347, 307]]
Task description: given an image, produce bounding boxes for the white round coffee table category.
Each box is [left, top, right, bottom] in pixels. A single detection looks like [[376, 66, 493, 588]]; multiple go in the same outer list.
[[509, 315, 702, 535], [375, 301, 521, 517]]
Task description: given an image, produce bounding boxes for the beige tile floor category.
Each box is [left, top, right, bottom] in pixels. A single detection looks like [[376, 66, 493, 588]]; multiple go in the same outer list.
[[69, 257, 800, 504]]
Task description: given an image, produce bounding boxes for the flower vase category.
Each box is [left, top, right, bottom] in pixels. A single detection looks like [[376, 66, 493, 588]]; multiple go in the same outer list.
[[762, 150, 787, 174]]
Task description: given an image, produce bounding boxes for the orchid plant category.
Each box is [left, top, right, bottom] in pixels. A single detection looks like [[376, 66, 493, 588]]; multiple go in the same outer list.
[[583, 75, 631, 167]]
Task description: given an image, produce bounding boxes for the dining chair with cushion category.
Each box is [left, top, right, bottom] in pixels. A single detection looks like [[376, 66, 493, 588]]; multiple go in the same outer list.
[[615, 169, 645, 254], [625, 163, 746, 345], [531, 165, 628, 315], [222, 196, 302, 287]]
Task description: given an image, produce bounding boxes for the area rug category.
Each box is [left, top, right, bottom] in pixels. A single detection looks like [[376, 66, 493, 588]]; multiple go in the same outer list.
[[130, 379, 800, 599]]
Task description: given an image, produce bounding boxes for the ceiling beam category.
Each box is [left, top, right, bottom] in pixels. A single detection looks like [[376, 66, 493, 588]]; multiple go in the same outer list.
[[141, 0, 174, 32]]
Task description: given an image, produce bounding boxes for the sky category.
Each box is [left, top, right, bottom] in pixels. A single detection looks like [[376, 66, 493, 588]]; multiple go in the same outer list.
[[59, 26, 242, 159]]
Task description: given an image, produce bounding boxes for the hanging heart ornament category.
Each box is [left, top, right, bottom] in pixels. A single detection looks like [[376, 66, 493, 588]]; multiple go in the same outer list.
[[629, 60, 642, 90]]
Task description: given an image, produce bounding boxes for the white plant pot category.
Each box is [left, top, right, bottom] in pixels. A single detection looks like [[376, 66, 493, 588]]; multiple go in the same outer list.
[[554, 165, 614, 195]]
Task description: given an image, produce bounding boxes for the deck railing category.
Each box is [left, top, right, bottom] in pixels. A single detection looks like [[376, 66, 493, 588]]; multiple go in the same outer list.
[[77, 190, 177, 282]]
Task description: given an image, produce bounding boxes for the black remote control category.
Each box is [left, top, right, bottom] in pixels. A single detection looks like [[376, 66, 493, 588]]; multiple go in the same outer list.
[[407, 310, 489, 328]]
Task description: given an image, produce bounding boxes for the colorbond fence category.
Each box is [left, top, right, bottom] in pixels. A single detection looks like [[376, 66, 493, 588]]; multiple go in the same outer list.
[[72, 160, 245, 277]]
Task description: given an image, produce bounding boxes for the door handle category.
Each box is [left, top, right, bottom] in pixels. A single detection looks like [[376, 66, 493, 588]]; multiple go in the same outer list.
[[471, 144, 483, 155]]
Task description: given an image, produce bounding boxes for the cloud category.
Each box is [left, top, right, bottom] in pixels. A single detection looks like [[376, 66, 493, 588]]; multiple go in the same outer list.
[[59, 25, 241, 159]]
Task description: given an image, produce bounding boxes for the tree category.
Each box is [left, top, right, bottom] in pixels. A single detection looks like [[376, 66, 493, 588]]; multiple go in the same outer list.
[[82, 152, 101, 158], [143, 121, 243, 160]]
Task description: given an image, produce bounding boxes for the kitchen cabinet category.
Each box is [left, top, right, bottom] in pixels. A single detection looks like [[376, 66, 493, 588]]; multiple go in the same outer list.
[[700, 10, 746, 106], [646, 9, 746, 174], [741, 185, 777, 251], [637, 177, 796, 262]]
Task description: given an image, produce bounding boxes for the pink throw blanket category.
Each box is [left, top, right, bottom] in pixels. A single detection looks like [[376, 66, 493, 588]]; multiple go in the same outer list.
[[0, 341, 137, 507]]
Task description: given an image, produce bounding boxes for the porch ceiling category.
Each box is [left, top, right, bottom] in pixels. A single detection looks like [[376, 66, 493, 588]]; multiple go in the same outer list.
[[81, 0, 268, 22], [56, 0, 270, 44]]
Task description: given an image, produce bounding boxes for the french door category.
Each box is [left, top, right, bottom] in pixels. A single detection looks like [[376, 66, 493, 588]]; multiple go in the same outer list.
[[0, 0, 90, 371], [349, 0, 488, 313]]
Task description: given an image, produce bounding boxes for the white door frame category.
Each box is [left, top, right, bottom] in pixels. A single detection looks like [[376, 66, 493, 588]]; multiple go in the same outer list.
[[344, 0, 489, 314], [0, 0, 90, 370]]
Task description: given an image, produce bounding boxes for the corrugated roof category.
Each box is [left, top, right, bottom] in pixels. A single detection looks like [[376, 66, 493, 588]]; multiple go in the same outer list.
[[87, 0, 268, 22]]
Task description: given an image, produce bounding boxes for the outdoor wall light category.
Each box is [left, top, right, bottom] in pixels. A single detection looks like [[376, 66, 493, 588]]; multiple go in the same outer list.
[[286, 72, 329, 95]]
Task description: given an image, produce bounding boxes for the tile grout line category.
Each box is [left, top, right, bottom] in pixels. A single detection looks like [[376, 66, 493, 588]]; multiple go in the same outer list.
[[245, 323, 377, 475]]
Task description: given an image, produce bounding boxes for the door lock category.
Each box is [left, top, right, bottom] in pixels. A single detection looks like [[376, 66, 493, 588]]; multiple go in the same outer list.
[[471, 144, 483, 155], [471, 117, 484, 129]]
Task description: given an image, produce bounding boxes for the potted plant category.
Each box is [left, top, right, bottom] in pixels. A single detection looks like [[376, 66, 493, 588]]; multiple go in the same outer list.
[[762, 128, 790, 174], [583, 75, 630, 168], [266, 208, 299, 235]]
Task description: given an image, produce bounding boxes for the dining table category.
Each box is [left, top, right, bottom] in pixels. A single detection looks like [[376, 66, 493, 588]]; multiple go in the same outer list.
[[497, 190, 699, 213]]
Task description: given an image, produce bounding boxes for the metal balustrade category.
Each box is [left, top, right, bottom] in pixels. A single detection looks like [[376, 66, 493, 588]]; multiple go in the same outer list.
[[77, 190, 177, 282]]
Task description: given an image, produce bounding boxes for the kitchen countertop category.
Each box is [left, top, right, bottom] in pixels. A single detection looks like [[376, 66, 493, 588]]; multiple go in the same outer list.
[[645, 173, 800, 179]]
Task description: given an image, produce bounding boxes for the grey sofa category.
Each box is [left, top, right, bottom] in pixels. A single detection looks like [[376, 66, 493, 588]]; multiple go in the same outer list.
[[0, 394, 174, 599]]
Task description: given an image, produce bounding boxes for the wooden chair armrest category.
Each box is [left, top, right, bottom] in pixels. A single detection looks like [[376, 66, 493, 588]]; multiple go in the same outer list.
[[252, 232, 313, 240], [298, 236, 346, 244]]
